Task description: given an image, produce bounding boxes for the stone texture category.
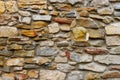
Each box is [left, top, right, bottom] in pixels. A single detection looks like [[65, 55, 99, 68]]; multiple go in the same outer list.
[[18, 0, 47, 9], [102, 71, 120, 79], [36, 46, 59, 56], [86, 72, 101, 80], [2, 73, 15, 80], [0, 1, 5, 14], [106, 36, 120, 46], [40, 41, 54, 47], [28, 70, 38, 78], [110, 46, 120, 54], [97, 7, 113, 15], [84, 47, 108, 55], [22, 30, 37, 37], [5, 58, 24, 67], [79, 62, 106, 72], [77, 18, 98, 28], [94, 55, 120, 65], [48, 23, 60, 33], [40, 70, 66, 80], [57, 64, 75, 72], [22, 17, 31, 24], [0, 27, 18, 37], [32, 15, 52, 21], [55, 56, 67, 63], [72, 27, 89, 42], [105, 22, 120, 35], [67, 71, 83, 80]]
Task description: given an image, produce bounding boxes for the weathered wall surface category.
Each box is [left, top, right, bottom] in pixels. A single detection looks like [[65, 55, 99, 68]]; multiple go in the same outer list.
[[0, 0, 120, 80]]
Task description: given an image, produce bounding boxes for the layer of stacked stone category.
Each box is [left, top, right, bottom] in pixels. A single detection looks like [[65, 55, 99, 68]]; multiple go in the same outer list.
[[0, 0, 120, 80]]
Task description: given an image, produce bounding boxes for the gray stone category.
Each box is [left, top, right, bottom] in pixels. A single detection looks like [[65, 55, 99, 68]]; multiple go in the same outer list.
[[18, 10, 31, 16], [57, 64, 75, 72], [40, 70, 66, 80], [106, 36, 120, 46], [70, 52, 92, 63], [114, 3, 120, 10], [89, 40, 104, 47], [57, 41, 69, 47], [0, 26, 18, 37], [110, 46, 120, 54], [94, 55, 120, 65], [40, 41, 54, 47], [66, 10, 77, 17], [49, 0, 66, 3], [68, 0, 82, 5], [22, 17, 31, 24], [114, 11, 120, 17], [55, 56, 67, 63], [67, 71, 83, 80], [32, 15, 52, 21], [24, 64, 40, 69], [48, 23, 60, 33], [79, 62, 106, 72], [36, 46, 59, 56]]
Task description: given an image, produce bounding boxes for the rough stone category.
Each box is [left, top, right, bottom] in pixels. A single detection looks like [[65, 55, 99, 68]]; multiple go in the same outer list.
[[18, 0, 47, 9], [36, 46, 59, 56], [22, 17, 31, 24], [94, 55, 120, 65], [106, 36, 120, 46], [89, 40, 104, 47], [40, 70, 66, 80], [79, 62, 106, 72], [114, 3, 120, 10], [70, 52, 92, 63], [97, 7, 113, 15], [68, 0, 82, 5], [32, 15, 52, 21], [114, 11, 120, 17], [60, 25, 71, 31], [8, 44, 22, 50], [22, 30, 37, 37], [86, 72, 101, 80], [79, 10, 89, 17], [14, 50, 34, 57], [40, 41, 54, 47], [57, 41, 69, 47], [48, 23, 60, 33], [49, 0, 66, 3], [0, 1, 5, 14], [109, 66, 120, 70], [0, 14, 12, 25], [18, 10, 31, 17], [0, 27, 18, 37], [102, 71, 120, 79], [28, 70, 38, 78], [67, 71, 83, 80], [24, 64, 40, 69], [77, 18, 98, 28], [72, 27, 89, 42], [0, 56, 3, 66], [110, 46, 120, 54], [105, 23, 120, 35], [84, 47, 108, 55], [55, 56, 67, 63], [57, 64, 75, 72], [5, 58, 24, 67], [6, 1, 18, 13], [2, 73, 15, 80], [88, 29, 104, 39], [15, 73, 28, 80]]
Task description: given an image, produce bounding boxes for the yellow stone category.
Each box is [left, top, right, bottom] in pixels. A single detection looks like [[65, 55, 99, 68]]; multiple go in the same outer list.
[[72, 27, 89, 42], [31, 21, 48, 28], [0, 1, 5, 14]]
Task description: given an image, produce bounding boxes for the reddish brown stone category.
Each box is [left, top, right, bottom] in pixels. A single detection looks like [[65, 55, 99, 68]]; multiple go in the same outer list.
[[53, 17, 73, 24], [102, 71, 120, 79], [84, 47, 108, 55], [109, 66, 120, 70]]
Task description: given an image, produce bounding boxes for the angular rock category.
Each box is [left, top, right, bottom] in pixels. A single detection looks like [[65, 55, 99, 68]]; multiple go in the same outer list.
[[103, 16, 113, 24], [77, 18, 98, 28], [67, 71, 83, 80], [18, 0, 47, 9], [102, 71, 120, 79], [84, 47, 108, 55], [72, 27, 89, 42], [18, 10, 31, 17], [0, 27, 18, 37], [48, 23, 60, 33], [97, 7, 113, 15], [32, 15, 52, 21], [28, 70, 38, 78], [6, 1, 18, 13], [79, 62, 106, 72], [22, 30, 37, 37], [55, 56, 67, 63], [57, 41, 69, 47], [14, 50, 34, 57], [53, 17, 73, 24], [5, 58, 24, 67], [2, 73, 15, 80], [70, 52, 92, 63], [86, 72, 101, 80], [106, 36, 120, 46], [22, 17, 31, 24], [88, 29, 104, 39], [90, 0, 109, 7], [94, 55, 120, 65], [57, 64, 75, 72], [25, 57, 51, 65], [0, 1, 5, 14], [89, 40, 104, 47], [105, 23, 120, 35], [40, 70, 66, 80], [0, 14, 12, 25], [36, 46, 59, 56]]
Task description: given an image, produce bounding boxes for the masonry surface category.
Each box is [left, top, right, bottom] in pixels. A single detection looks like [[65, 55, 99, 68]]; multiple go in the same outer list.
[[0, 0, 120, 80]]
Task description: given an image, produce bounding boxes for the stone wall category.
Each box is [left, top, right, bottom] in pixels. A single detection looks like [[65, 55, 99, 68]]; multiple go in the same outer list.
[[0, 0, 120, 80]]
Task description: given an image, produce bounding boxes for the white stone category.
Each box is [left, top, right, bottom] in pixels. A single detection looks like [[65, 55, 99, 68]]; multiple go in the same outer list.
[[32, 15, 52, 21], [48, 23, 60, 33]]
